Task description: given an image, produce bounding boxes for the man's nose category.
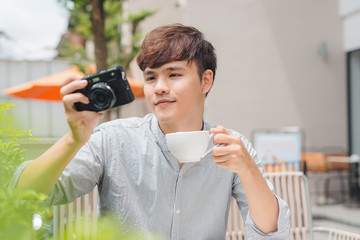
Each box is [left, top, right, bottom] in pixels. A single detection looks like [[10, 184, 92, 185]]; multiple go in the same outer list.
[[154, 77, 170, 94]]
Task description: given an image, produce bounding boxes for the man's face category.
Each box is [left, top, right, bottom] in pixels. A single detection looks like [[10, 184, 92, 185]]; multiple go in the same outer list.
[[143, 61, 207, 126]]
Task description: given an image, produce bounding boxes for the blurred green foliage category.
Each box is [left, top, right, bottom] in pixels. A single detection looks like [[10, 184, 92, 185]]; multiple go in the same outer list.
[[0, 102, 40, 188], [0, 102, 161, 239], [0, 102, 50, 239], [56, 213, 161, 240]]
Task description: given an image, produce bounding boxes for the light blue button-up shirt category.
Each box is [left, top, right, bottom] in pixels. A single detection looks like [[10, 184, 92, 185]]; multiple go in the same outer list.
[[13, 114, 290, 239]]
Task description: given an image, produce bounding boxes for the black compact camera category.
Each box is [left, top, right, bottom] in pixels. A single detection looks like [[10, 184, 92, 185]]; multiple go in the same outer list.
[[74, 66, 135, 112]]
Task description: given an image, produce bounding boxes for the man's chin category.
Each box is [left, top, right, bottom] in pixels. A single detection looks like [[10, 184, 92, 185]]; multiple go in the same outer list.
[[154, 111, 177, 124], [155, 115, 172, 124]]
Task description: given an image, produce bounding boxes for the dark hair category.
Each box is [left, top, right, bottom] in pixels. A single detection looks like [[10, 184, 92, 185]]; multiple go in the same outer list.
[[137, 24, 217, 89]]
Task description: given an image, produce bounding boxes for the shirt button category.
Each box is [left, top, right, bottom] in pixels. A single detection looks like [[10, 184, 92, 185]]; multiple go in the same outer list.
[[175, 210, 181, 215]]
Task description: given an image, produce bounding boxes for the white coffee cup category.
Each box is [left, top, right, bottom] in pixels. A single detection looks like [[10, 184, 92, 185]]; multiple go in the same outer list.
[[165, 130, 215, 163]]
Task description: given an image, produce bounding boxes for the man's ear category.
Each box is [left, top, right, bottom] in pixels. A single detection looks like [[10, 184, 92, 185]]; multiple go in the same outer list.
[[201, 69, 214, 94]]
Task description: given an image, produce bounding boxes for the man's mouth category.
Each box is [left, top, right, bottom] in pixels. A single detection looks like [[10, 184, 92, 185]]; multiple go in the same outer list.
[[155, 99, 176, 106]]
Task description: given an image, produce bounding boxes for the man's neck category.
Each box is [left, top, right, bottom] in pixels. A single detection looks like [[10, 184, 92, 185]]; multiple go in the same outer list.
[[158, 118, 204, 134]]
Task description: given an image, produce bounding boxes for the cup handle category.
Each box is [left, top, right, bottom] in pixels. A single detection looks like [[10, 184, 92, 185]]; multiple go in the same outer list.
[[202, 144, 222, 158], [202, 146, 214, 158], [202, 133, 219, 158]]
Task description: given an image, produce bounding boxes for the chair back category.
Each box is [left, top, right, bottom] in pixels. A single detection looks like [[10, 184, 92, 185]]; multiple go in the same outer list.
[[53, 187, 99, 240], [265, 172, 313, 240], [313, 227, 360, 240], [227, 171, 313, 240], [226, 197, 246, 240]]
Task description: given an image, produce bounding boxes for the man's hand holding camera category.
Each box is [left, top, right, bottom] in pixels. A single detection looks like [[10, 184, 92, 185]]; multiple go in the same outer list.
[[59, 66, 134, 145], [59, 75, 104, 145]]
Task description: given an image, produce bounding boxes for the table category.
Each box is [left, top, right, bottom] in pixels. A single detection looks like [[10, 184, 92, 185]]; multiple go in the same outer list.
[[327, 155, 360, 208]]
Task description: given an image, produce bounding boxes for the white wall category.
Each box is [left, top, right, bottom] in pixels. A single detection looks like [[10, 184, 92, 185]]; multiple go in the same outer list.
[[197, 0, 346, 151], [339, 0, 360, 51], [339, 0, 360, 15], [129, 0, 347, 151]]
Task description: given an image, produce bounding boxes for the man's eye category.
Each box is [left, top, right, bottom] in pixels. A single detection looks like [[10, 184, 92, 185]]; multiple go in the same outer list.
[[146, 77, 155, 81], [170, 73, 181, 78]]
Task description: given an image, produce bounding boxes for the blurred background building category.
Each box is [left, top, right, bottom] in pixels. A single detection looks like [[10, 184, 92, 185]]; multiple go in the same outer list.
[[1, 0, 360, 238], [0, 0, 360, 158]]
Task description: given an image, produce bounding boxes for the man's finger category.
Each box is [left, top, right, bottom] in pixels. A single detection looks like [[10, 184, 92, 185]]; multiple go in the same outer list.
[[212, 145, 232, 157], [63, 92, 89, 105], [212, 155, 229, 163], [60, 80, 88, 97], [213, 133, 238, 146], [210, 126, 230, 135], [62, 93, 89, 112], [59, 74, 84, 88]]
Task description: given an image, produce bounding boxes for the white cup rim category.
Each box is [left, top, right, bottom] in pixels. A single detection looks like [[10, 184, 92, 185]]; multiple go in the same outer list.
[[166, 130, 209, 136]]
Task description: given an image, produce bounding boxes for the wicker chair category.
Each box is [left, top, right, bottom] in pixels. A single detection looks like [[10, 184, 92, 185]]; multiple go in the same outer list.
[[226, 171, 360, 240], [53, 187, 98, 240]]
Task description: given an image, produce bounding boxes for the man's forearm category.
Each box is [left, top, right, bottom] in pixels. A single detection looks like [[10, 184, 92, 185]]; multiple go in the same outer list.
[[17, 131, 85, 194], [237, 163, 279, 234]]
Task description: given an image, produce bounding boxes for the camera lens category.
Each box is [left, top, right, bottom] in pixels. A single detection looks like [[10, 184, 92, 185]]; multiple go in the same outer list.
[[90, 82, 116, 111], [96, 94, 106, 103]]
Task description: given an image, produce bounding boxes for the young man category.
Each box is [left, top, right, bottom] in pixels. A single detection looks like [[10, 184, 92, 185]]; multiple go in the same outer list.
[[13, 24, 290, 239]]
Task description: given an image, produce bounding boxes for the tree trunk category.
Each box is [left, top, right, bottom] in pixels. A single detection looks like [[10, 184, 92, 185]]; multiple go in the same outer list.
[[91, 0, 108, 71], [91, 0, 112, 121]]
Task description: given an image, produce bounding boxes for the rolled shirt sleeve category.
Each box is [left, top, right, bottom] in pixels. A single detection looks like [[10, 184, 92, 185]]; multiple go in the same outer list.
[[9, 160, 31, 189], [244, 194, 291, 239]]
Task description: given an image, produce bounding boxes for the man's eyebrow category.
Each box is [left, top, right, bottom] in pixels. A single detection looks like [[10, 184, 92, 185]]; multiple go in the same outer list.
[[143, 70, 155, 76], [166, 66, 185, 71], [143, 66, 186, 75]]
